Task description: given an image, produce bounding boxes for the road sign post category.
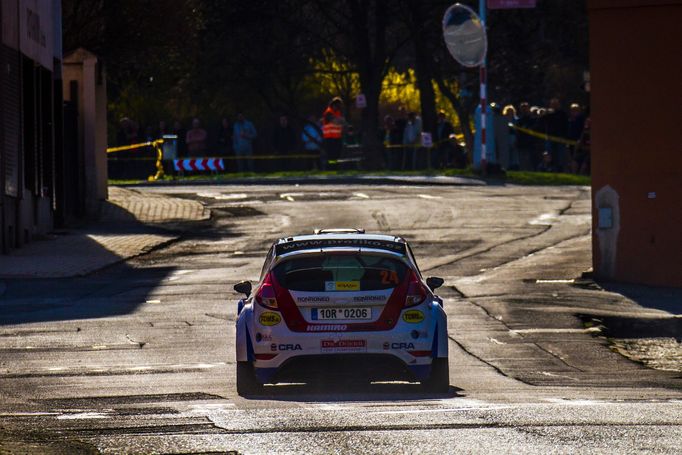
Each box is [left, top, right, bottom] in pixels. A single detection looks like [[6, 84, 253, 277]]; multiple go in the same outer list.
[[443, 3, 488, 173]]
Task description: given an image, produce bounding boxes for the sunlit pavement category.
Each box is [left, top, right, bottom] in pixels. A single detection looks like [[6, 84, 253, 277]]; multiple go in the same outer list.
[[1, 183, 680, 454]]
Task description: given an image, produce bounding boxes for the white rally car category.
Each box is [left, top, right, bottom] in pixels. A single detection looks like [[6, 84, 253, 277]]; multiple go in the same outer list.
[[234, 229, 449, 394]]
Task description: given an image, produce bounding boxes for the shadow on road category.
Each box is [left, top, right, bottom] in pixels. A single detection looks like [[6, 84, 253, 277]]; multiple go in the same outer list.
[[0, 263, 176, 325], [239, 382, 464, 402]]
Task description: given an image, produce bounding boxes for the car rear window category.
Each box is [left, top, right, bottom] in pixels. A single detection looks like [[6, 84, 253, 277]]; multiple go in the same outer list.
[[273, 254, 408, 292]]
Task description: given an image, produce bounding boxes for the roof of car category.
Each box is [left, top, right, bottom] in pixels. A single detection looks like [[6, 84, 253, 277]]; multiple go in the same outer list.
[[274, 232, 408, 256]]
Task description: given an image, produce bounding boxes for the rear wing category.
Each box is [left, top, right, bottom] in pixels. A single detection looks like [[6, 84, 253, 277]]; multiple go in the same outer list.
[[275, 238, 406, 256]]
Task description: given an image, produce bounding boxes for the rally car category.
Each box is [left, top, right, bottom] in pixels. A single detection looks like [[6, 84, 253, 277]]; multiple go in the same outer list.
[[234, 229, 449, 394]]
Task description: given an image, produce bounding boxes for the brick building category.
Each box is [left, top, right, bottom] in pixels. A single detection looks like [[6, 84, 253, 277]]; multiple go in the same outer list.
[[588, 0, 682, 286]]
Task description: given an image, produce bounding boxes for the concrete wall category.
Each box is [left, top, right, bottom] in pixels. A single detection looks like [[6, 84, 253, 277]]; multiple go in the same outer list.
[[62, 48, 108, 213], [588, 0, 682, 286]]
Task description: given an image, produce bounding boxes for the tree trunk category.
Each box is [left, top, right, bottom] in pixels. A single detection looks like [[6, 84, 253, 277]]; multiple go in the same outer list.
[[435, 76, 474, 160]]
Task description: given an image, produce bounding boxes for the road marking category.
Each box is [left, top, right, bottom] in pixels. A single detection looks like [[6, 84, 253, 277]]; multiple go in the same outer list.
[[197, 192, 248, 200], [535, 279, 575, 284], [353, 192, 370, 199], [57, 412, 109, 420], [280, 193, 304, 202], [529, 213, 559, 225], [488, 337, 506, 345], [511, 327, 601, 335], [146, 299, 162, 304], [418, 194, 443, 200]]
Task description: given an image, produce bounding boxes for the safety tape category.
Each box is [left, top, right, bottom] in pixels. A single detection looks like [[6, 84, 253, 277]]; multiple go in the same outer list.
[[509, 124, 578, 146], [106, 141, 158, 153], [106, 140, 165, 181]]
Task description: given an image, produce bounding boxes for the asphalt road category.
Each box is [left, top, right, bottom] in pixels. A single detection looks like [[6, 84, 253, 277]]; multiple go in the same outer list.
[[1, 183, 680, 454]]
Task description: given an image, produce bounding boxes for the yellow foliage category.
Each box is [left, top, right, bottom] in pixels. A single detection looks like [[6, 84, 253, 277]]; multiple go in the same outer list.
[[308, 51, 463, 131]]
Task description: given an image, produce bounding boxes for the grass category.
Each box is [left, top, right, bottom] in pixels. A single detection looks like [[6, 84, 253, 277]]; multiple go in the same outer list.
[[108, 168, 590, 186]]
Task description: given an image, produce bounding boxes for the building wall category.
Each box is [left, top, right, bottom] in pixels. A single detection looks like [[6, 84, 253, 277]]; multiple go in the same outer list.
[[588, 0, 682, 286], [0, 0, 61, 252]]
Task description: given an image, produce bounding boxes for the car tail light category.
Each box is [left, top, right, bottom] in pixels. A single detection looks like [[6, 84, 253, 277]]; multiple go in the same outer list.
[[255, 273, 279, 310], [405, 271, 427, 307]]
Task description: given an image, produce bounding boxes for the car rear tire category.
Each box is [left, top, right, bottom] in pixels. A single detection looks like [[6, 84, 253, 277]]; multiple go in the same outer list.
[[421, 357, 449, 393], [237, 361, 264, 396]]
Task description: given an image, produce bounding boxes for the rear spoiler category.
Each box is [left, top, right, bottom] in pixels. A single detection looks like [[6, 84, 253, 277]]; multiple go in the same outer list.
[[275, 238, 406, 256]]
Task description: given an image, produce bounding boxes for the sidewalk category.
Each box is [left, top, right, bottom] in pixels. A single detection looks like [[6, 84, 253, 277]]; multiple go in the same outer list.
[[0, 187, 209, 279]]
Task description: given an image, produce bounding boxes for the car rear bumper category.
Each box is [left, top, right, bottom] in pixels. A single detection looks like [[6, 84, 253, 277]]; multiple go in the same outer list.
[[254, 354, 433, 384]]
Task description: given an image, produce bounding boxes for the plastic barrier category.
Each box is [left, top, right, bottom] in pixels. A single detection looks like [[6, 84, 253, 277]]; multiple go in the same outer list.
[[174, 158, 225, 172]]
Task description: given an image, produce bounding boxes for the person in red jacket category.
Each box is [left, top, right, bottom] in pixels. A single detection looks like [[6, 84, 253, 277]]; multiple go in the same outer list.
[[322, 97, 346, 167]]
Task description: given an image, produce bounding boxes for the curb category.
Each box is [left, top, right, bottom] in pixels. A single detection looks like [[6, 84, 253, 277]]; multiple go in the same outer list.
[[113, 175, 487, 187]]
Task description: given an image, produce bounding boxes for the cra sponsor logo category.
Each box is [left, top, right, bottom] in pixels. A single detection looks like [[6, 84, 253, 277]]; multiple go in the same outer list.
[[306, 324, 348, 332], [259, 312, 281, 326], [271, 343, 302, 351], [384, 342, 415, 350], [402, 310, 424, 324]]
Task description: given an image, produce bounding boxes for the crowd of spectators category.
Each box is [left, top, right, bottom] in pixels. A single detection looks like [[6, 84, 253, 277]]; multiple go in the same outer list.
[[114, 96, 590, 175], [493, 98, 591, 175]]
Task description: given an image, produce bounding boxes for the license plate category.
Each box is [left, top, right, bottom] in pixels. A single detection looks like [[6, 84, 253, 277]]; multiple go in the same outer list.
[[311, 307, 371, 320]]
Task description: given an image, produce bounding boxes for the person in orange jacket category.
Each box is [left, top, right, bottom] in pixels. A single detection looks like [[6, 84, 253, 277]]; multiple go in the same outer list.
[[321, 97, 346, 167]]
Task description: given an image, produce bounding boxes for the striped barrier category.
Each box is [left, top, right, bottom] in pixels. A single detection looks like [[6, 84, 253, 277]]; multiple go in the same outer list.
[[174, 158, 225, 172]]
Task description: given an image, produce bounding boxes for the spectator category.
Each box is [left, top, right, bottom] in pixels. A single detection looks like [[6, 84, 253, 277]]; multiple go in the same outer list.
[[322, 97, 346, 168], [567, 103, 585, 172], [434, 111, 455, 169], [516, 102, 536, 171], [172, 120, 187, 158], [143, 125, 155, 142], [233, 113, 257, 173], [536, 151, 556, 173], [116, 117, 138, 146], [216, 117, 233, 156], [186, 118, 208, 156], [344, 125, 359, 147], [544, 98, 569, 171], [302, 115, 324, 170], [273, 115, 297, 170], [383, 115, 402, 170], [502, 105, 519, 170], [156, 120, 168, 139], [402, 111, 422, 170], [572, 117, 591, 175], [492, 103, 511, 169]]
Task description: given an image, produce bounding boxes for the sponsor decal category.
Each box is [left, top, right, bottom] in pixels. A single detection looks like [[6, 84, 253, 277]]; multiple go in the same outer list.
[[386, 342, 415, 349], [402, 310, 425, 324], [383, 342, 390, 350], [271, 343, 302, 351], [259, 312, 282, 326], [297, 296, 331, 303], [321, 339, 367, 353], [353, 295, 385, 303], [325, 281, 360, 291], [306, 324, 348, 332], [255, 333, 272, 342]]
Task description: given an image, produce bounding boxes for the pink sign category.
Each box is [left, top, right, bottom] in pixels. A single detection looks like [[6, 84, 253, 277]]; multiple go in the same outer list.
[[487, 0, 536, 9]]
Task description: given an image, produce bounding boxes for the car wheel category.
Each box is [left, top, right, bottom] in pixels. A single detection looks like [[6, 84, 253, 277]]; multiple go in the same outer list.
[[237, 361, 264, 396], [421, 357, 449, 393]]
